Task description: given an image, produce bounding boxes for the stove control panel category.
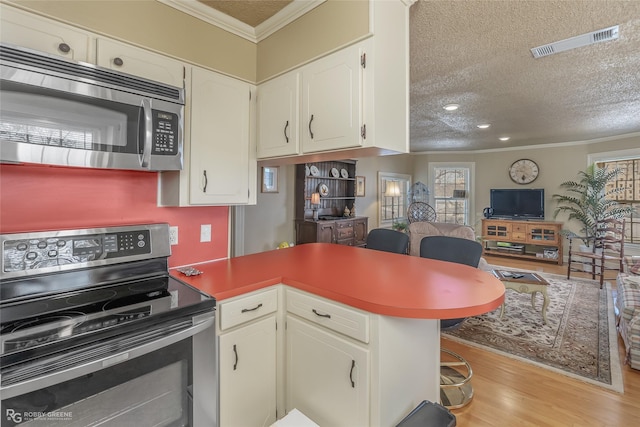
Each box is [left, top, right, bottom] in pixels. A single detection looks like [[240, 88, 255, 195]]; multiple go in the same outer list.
[[1, 224, 170, 277]]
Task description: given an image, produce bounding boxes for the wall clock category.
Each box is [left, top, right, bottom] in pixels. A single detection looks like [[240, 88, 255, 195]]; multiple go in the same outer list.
[[509, 159, 539, 184]]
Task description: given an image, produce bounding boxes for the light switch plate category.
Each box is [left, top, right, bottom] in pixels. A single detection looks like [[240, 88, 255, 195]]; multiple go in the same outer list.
[[200, 224, 211, 242]]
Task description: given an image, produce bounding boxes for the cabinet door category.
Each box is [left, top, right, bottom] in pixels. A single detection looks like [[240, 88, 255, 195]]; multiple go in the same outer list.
[[219, 316, 277, 427], [353, 218, 368, 247], [0, 4, 91, 62], [317, 222, 336, 243], [286, 316, 369, 427], [301, 45, 363, 153], [96, 38, 184, 87], [257, 72, 300, 158], [189, 66, 252, 205]]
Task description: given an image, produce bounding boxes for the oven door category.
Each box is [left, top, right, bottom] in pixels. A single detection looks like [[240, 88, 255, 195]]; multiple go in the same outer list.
[[0, 314, 216, 427]]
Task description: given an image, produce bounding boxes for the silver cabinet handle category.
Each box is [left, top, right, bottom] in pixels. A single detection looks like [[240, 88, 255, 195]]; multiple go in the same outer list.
[[284, 120, 289, 143], [308, 114, 314, 139], [113, 57, 124, 66], [58, 43, 70, 53]]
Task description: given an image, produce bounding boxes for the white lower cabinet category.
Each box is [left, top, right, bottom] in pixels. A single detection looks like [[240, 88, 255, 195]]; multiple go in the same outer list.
[[217, 285, 440, 427], [218, 288, 279, 427], [286, 315, 370, 427], [219, 316, 277, 427]]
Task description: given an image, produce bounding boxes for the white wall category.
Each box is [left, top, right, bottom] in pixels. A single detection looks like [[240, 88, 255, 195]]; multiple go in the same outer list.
[[243, 164, 297, 254]]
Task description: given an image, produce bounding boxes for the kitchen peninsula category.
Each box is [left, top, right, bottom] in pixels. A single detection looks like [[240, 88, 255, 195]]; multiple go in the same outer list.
[[177, 243, 505, 426]]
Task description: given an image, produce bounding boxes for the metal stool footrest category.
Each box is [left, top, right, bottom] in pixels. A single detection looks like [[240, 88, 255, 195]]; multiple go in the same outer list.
[[440, 348, 473, 409]]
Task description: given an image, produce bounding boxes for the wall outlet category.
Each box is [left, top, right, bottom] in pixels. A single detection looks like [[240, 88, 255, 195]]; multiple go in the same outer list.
[[200, 224, 212, 242], [169, 226, 179, 245]]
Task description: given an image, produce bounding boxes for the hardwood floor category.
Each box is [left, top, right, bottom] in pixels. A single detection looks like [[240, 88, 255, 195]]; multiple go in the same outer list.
[[446, 255, 640, 426]]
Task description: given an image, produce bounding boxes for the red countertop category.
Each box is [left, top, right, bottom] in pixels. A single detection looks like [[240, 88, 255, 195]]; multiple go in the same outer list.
[[175, 243, 505, 319]]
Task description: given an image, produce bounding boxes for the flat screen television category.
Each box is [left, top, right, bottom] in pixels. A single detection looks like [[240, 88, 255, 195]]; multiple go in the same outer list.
[[489, 188, 545, 219]]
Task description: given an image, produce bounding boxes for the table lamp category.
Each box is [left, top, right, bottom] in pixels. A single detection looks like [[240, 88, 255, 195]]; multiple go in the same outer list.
[[311, 192, 321, 220]]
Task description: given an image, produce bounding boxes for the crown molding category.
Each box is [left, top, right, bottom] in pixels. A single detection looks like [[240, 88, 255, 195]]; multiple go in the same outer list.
[[157, 0, 326, 43]]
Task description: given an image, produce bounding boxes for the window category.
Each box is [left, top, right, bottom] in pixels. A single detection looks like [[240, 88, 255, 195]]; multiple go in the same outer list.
[[596, 157, 640, 244], [378, 172, 411, 228], [429, 163, 473, 225]]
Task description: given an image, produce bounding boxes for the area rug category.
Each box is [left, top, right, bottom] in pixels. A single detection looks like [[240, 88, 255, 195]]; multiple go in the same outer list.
[[444, 269, 624, 392]]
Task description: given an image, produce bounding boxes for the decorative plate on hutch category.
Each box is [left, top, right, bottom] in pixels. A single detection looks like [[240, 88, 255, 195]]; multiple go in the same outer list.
[[310, 165, 320, 177], [340, 168, 349, 178], [330, 167, 340, 178], [317, 183, 329, 197]]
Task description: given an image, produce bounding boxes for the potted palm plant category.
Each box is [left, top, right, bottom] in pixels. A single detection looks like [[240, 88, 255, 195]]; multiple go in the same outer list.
[[552, 164, 634, 247]]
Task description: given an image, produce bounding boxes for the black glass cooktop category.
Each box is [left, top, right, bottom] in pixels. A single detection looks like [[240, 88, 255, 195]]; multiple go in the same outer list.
[[0, 274, 214, 356]]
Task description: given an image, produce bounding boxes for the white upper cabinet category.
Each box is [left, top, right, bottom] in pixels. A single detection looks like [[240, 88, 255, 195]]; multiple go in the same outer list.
[[0, 4, 184, 89], [257, 71, 300, 158], [301, 44, 364, 154], [256, 0, 411, 160], [187, 66, 255, 205], [256, 44, 364, 160], [96, 38, 184, 88], [158, 65, 257, 206], [0, 4, 92, 62]]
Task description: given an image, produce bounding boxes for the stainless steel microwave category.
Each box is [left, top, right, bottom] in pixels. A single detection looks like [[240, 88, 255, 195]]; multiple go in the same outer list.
[[0, 43, 184, 171]]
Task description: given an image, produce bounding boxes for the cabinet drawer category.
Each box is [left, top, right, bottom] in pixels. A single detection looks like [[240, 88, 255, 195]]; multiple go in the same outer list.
[[511, 232, 526, 241], [336, 226, 354, 240], [336, 220, 354, 229], [512, 223, 527, 233], [220, 287, 278, 331], [286, 288, 369, 343]]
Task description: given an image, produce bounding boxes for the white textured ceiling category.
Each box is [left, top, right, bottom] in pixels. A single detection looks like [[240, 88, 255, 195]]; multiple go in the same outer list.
[[192, 0, 640, 152]]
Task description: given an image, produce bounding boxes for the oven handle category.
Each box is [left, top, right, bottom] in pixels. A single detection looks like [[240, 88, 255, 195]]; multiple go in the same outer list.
[[0, 313, 214, 400]]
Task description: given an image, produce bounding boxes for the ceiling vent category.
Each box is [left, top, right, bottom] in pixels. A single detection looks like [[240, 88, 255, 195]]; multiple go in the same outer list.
[[531, 25, 619, 58]]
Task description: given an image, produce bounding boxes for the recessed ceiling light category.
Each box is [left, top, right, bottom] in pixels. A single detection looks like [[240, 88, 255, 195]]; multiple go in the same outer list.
[[477, 124, 490, 129], [443, 104, 459, 111], [499, 137, 510, 141]]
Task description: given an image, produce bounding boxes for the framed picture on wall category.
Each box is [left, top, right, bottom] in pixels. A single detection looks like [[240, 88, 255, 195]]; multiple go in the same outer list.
[[355, 176, 366, 197], [261, 166, 279, 193]]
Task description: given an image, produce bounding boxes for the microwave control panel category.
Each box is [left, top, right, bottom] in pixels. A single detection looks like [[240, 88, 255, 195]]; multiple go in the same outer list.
[[152, 110, 179, 155]]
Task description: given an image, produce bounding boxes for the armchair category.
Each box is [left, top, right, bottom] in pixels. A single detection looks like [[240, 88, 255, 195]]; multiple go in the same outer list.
[[617, 255, 640, 370]]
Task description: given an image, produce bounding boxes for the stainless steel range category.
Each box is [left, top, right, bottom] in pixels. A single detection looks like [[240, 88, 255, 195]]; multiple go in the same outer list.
[[0, 224, 217, 427]]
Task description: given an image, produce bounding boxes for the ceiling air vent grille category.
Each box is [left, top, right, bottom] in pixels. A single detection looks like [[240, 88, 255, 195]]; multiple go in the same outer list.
[[531, 25, 619, 59]]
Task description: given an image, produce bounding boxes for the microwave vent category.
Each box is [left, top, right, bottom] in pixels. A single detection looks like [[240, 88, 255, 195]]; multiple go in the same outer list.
[[0, 44, 183, 102]]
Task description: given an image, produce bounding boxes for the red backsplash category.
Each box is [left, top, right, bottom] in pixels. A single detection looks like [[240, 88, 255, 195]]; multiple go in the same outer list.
[[0, 164, 228, 267]]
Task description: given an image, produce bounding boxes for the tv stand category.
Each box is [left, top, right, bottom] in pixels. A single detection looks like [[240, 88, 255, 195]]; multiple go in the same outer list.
[[481, 219, 563, 265]]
